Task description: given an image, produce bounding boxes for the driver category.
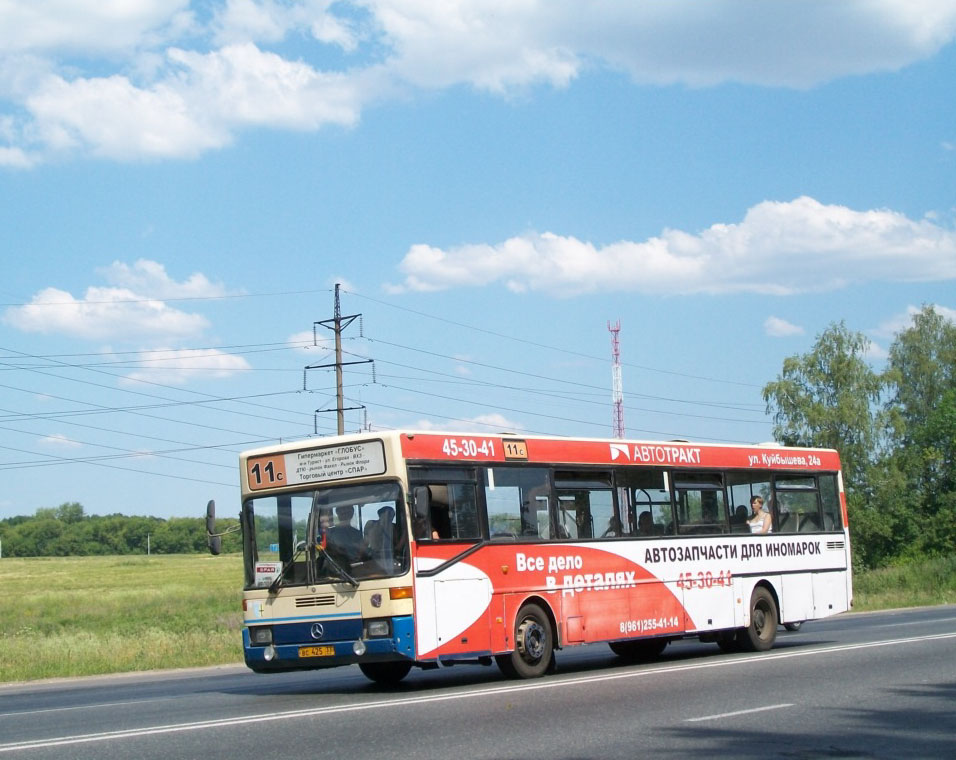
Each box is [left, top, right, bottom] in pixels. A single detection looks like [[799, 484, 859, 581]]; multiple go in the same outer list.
[[327, 505, 369, 562]]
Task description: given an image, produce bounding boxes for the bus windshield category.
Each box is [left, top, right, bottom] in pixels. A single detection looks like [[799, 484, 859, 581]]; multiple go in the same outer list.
[[242, 481, 408, 590]]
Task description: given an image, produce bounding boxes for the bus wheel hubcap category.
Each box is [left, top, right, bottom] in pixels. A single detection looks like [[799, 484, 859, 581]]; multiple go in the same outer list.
[[517, 619, 545, 661]]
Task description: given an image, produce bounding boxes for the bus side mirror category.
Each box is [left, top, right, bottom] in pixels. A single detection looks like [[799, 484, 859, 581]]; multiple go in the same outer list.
[[206, 499, 222, 556], [413, 486, 430, 519]]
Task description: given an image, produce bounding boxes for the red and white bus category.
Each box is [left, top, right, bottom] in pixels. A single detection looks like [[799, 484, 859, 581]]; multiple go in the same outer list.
[[208, 430, 852, 683]]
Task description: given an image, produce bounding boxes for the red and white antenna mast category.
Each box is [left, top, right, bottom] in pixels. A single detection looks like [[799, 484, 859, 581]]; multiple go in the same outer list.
[[608, 320, 625, 438]]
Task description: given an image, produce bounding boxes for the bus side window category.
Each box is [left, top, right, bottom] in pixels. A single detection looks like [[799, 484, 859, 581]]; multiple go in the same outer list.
[[431, 483, 480, 540], [410, 483, 481, 541], [614, 468, 671, 537], [727, 472, 771, 532], [408, 467, 482, 541], [484, 467, 550, 539], [554, 471, 615, 541], [674, 473, 728, 535], [773, 475, 822, 534], [819, 474, 842, 530]]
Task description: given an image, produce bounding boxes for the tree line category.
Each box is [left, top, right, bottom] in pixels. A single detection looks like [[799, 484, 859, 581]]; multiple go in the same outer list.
[[2, 305, 952, 568], [763, 305, 955, 568], [0, 502, 242, 557]]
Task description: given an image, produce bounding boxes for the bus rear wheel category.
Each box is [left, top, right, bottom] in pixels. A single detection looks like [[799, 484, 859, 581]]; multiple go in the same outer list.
[[737, 587, 778, 652], [359, 661, 412, 685], [496, 603, 554, 679], [609, 638, 668, 661]]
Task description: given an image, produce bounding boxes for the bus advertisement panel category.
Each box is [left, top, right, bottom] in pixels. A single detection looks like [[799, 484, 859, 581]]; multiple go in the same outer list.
[[213, 431, 851, 684]]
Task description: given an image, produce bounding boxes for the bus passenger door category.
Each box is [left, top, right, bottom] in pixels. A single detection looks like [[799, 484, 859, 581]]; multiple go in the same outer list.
[[431, 575, 493, 656], [414, 567, 493, 658], [781, 574, 814, 625], [673, 475, 737, 632]]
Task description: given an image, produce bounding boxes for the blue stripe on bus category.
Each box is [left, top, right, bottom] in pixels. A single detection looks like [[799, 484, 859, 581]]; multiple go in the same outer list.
[[242, 611, 359, 625]]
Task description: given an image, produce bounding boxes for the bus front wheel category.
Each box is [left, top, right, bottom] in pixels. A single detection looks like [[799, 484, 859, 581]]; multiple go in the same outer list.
[[359, 661, 412, 685], [496, 603, 554, 679], [737, 587, 778, 652]]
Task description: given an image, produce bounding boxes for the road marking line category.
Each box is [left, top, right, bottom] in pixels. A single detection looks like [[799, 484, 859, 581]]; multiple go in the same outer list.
[[874, 615, 956, 629], [685, 702, 793, 723], [1, 631, 955, 753]]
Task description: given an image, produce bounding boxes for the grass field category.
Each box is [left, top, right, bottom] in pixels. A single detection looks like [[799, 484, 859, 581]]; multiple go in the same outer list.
[[0, 554, 243, 683], [0, 553, 953, 684], [852, 555, 956, 609]]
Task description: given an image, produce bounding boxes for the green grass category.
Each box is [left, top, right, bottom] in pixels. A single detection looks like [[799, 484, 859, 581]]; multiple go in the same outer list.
[[0, 554, 243, 683], [852, 555, 956, 610], [0, 553, 953, 684]]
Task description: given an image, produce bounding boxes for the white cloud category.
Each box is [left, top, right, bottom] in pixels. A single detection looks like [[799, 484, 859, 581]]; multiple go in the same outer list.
[[39, 432, 81, 447], [2, 260, 225, 341], [0, 1, 193, 55], [212, 0, 359, 50], [865, 340, 889, 362], [166, 43, 364, 130], [764, 316, 804, 337], [412, 412, 520, 433], [2, 1, 955, 163], [390, 197, 956, 296], [0, 144, 35, 167], [873, 303, 956, 338], [119, 348, 252, 385], [21, 43, 364, 160], [3, 286, 209, 340], [288, 329, 332, 354], [101, 259, 229, 299], [26, 72, 230, 159], [934, 304, 956, 322], [369, 0, 579, 92], [366, 0, 956, 90]]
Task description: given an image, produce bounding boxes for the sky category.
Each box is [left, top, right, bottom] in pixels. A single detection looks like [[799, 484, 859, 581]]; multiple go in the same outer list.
[[1, 1, 955, 520]]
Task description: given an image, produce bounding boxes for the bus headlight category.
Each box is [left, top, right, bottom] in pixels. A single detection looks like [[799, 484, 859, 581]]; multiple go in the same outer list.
[[249, 626, 273, 645], [353, 640, 367, 656], [365, 620, 390, 638], [263, 645, 277, 662]]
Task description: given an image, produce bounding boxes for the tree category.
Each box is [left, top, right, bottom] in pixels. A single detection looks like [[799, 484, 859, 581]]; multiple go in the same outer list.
[[884, 305, 956, 442], [762, 321, 883, 489], [883, 306, 956, 557], [55, 502, 86, 524]]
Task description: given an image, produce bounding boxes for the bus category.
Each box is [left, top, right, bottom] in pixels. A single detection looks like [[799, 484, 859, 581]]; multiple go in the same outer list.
[[206, 430, 852, 684]]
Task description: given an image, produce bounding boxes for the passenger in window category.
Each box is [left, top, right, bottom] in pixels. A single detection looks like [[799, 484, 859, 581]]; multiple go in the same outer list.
[[412, 513, 436, 540], [317, 508, 333, 535], [430, 504, 450, 539], [602, 516, 622, 537], [748, 496, 772, 534], [637, 511, 654, 536], [366, 506, 396, 561], [328, 505, 369, 562], [731, 505, 750, 532]]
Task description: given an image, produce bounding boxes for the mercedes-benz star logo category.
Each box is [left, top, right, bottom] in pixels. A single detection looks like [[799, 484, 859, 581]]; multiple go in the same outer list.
[[310, 623, 325, 640]]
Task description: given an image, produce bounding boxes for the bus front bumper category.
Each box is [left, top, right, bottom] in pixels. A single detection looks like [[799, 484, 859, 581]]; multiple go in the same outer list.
[[243, 614, 415, 673]]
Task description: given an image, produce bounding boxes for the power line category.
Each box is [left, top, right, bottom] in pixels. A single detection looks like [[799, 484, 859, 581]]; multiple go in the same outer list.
[[346, 288, 761, 389], [356, 340, 768, 423], [0, 288, 332, 308], [0, 442, 239, 487]]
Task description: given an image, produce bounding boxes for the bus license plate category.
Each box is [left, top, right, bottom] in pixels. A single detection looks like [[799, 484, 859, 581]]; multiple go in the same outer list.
[[299, 645, 335, 658]]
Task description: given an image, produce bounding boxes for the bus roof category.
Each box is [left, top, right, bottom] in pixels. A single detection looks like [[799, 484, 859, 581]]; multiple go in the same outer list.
[[240, 430, 841, 473]]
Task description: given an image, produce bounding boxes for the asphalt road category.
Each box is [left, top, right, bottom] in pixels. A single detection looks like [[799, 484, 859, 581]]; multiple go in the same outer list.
[[1, 606, 954, 759]]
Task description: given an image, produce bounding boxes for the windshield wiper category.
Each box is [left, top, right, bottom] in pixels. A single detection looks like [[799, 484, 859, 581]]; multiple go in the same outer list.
[[267, 541, 359, 593], [267, 541, 306, 595]]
